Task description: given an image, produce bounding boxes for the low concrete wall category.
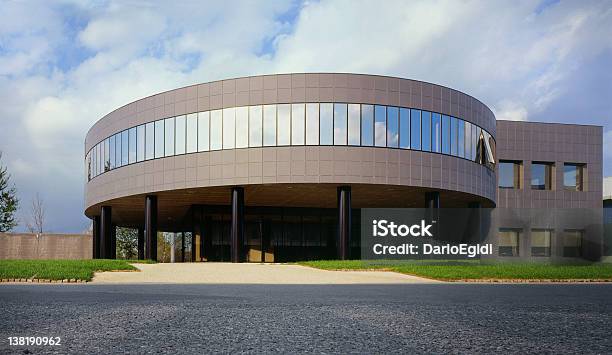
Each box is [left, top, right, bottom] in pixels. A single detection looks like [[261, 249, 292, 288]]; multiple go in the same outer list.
[[0, 233, 92, 260]]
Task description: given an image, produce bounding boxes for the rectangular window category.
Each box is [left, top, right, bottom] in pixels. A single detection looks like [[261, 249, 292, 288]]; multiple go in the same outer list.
[[154, 121, 164, 158], [137, 125, 145, 162], [277, 104, 290, 146], [115, 133, 122, 166], [450, 117, 458, 156], [421, 111, 431, 151], [564, 163, 584, 191], [175, 115, 186, 155], [319, 103, 333, 145], [109, 135, 116, 169], [249, 106, 263, 147], [410, 109, 421, 150], [145, 122, 154, 160], [263, 105, 276, 146], [471, 124, 478, 161], [361, 104, 374, 146], [531, 229, 552, 257], [222, 108, 235, 149], [387, 106, 399, 148], [128, 127, 137, 163], [442, 115, 451, 154], [431, 113, 441, 153], [458, 120, 465, 158], [121, 130, 129, 165], [210, 110, 222, 150], [198, 111, 210, 152], [399, 108, 410, 149], [563, 230, 583, 257], [104, 138, 110, 172], [498, 228, 521, 257], [92, 145, 96, 176], [164, 117, 175, 157], [334, 103, 347, 145], [291, 104, 305, 145], [531, 162, 553, 190], [306, 103, 319, 145], [498, 160, 522, 189], [464, 121, 471, 160], [235, 107, 248, 148], [348, 104, 360, 145], [374, 105, 386, 147], [186, 113, 197, 153]]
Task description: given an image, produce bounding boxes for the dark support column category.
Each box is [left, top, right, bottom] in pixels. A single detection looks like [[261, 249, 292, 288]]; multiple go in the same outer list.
[[425, 191, 440, 209], [425, 191, 440, 240], [110, 224, 116, 259], [468, 201, 482, 243], [137, 227, 145, 260], [92, 216, 100, 259], [145, 195, 158, 261], [100, 206, 112, 259], [337, 186, 351, 260], [230, 187, 245, 263], [181, 232, 185, 262]]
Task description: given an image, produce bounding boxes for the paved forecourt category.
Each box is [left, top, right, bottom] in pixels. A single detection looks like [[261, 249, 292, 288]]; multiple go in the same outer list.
[[92, 263, 439, 284]]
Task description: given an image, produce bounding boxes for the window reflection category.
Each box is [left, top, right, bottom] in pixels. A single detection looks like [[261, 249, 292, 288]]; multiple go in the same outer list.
[[109, 135, 116, 169], [186, 113, 197, 153], [128, 127, 137, 163], [175, 115, 186, 155], [155, 120, 164, 158], [464, 121, 472, 161], [104, 139, 110, 172], [410, 109, 421, 150], [210, 110, 222, 150], [457, 120, 465, 158], [431, 113, 440, 153], [374, 105, 386, 147], [348, 104, 360, 145], [198, 111, 210, 152], [235, 107, 248, 148], [306, 103, 319, 145], [277, 104, 290, 146], [222, 108, 235, 149], [145, 122, 154, 160], [164, 117, 175, 157], [531, 162, 553, 190], [263, 105, 276, 146], [387, 106, 398, 148], [115, 133, 121, 167], [291, 104, 305, 145], [361, 104, 374, 146], [442, 115, 450, 154], [320, 103, 333, 145], [121, 130, 129, 165], [421, 111, 431, 151], [249, 106, 262, 147], [471, 124, 477, 162], [450, 117, 457, 156], [137, 125, 145, 162], [399, 108, 409, 149], [563, 163, 584, 191], [334, 103, 347, 145]]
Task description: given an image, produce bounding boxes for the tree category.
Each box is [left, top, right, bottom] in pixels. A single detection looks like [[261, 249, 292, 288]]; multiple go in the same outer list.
[[26, 193, 45, 234], [0, 152, 19, 232], [116, 227, 138, 259]]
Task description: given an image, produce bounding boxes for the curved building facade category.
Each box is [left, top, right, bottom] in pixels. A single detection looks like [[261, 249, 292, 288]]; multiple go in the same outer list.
[[84, 73, 500, 262]]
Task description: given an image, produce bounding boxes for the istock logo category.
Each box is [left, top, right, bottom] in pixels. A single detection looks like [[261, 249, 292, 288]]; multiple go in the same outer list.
[[372, 219, 434, 237]]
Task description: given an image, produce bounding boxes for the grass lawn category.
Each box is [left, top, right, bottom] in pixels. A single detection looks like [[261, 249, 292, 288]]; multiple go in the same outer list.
[[0, 259, 154, 282], [298, 260, 612, 281]]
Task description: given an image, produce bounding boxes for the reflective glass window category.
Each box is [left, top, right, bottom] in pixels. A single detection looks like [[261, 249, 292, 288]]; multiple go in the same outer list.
[[306, 103, 319, 145], [198, 111, 210, 152], [210, 110, 222, 150], [457, 120, 465, 158], [115, 133, 122, 167], [531, 229, 552, 257], [291, 104, 305, 145], [471, 124, 478, 161], [450, 117, 458, 156], [249, 106, 262, 147], [499, 160, 521, 189], [374, 105, 386, 147], [277, 104, 290, 146], [334, 103, 347, 145], [128, 127, 137, 163], [186, 113, 197, 153], [563, 230, 583, 257], [137, 125, 145, 162], [442, 115, 450, 154], [399, 108, 410, 149], [121, 130, 129, 165], [387, 106, 399, 148], [155, 120, 164, 158], [235, 107, 248, 148], [109, 135, 116, 169], [222, 108, 235, 149], [164, 117, 175, 157], [175, 115, 186, 155], [431, 113, 441, 153], [563, 163, 584, 191], [361, 104, 374, 146], [410, 109, 421, 150], [145, 122, 154, 160], [92, 145, 96, 177], [104, 138, 110, 172], [319, 103, 333, 145], [348, 104, 360, 145], [498, 229, 521, 257], [99, 143, 103, 174], [263, 105, 276, 146], [531, 162, 553, 190], [421, 111, 431, 151], [464, 121, 471, 161]]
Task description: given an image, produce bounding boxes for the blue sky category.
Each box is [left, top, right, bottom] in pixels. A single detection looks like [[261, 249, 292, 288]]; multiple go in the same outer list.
[[0, 0, 611, 233]]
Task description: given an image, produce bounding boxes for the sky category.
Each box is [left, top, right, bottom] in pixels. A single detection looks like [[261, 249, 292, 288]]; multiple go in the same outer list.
[[0, 0, 611, 233]]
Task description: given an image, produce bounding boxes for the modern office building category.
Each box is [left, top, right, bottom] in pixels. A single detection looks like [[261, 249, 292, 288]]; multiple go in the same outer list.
[[84, 73, 604, 262]]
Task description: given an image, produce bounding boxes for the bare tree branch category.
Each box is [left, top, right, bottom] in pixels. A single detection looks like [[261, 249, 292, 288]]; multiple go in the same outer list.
[[26, 193, 45, 234]]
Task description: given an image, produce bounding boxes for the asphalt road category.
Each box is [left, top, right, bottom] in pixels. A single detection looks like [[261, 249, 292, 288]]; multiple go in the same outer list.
[[0, 283, 611, 354]]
